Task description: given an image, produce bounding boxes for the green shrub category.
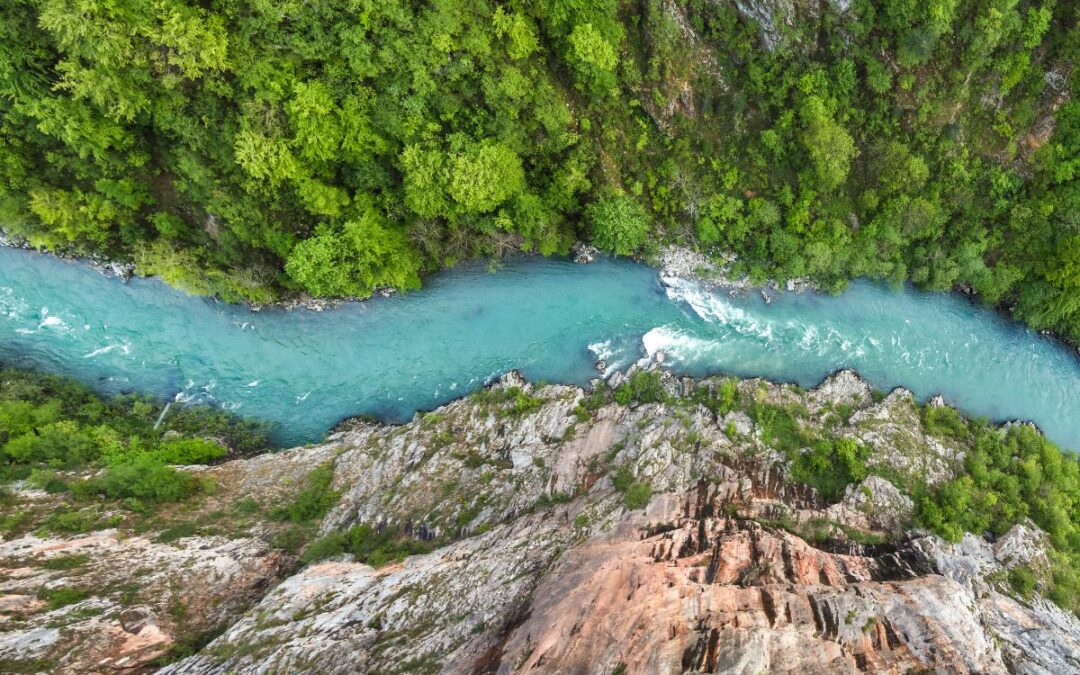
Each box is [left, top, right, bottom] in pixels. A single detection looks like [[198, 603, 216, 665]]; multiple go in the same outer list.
[[3, 421, 97, 467], [158, 405, 270, 455], [41, 554, 91, 570], [152, 438, 229, 465], [270, 525, 310, 554], [790, 437, 869, 502], [623, 483, 652, 509], [922, 405, 968, 438], [575, 383, 611, 420], [1008, 566, 1036, 599], [612, 466, 652, 510], [749, 403, 809, 454], [0, 510, 31, 534], [614, 372, 667, 406], [301, 524, 441, 566], [691, 379, 740, 416], [157, 523, 198, 543], [586, 194, 650, 256], [471, 386, 543, 417], [37, 587, 88, 609], [1049, 562, 1080, 613], [42, 508, 107, 534], [83, 459, 201, 502], [27, 469, 69, 494], [271, 463, 339, 523], [299, 532, 348, 563]]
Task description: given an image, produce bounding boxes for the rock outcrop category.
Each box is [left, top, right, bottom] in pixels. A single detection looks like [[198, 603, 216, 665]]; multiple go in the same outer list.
[[4, 369, 1078, 674]]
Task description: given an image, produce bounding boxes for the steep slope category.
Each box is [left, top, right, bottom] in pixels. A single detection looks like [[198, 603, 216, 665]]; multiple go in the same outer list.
[[3, 369, 1078, 673]]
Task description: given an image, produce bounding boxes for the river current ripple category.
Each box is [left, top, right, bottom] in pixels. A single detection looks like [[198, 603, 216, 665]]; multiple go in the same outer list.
[[1, 246, 1077, 450]]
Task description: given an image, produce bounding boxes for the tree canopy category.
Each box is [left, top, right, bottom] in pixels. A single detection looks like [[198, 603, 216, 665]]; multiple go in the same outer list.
[[0, 0, 1079, 342]]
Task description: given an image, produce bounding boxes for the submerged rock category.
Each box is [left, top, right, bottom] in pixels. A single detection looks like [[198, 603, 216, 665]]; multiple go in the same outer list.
[[571, 242, 598, 264]]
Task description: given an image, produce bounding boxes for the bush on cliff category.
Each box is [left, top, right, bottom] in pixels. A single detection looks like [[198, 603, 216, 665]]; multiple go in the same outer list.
[[613, 371, 668, 406], [918, 423, 1080, 614], [75, 458, 202, 502], [270, 463, 339, 523], [301, 524, 442, 566]]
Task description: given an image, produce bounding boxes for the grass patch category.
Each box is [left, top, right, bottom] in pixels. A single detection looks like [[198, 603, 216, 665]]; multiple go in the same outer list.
[[301, 524, 442, 566], [472, 386, 544, 417], [270, 463, 339, 523], [40, 553, 90, 570], [157, 522, 199, 543], [41, 507, 117, 534], [748, 402, 810, 454], [37, 587, 88, 610]]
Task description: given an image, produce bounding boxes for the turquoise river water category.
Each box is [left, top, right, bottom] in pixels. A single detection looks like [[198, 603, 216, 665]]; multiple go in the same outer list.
[[1, 246, 1077, 450]]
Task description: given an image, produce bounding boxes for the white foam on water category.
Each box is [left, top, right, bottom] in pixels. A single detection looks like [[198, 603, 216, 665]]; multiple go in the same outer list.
[[588, 337, 641, 374], [641, 325, 721, 364], [587, 339, 616, 362], [245, 380, 261, 387], [0, 287, 27, 318], [663, 277, 775, 341], [296, 390, 312, 403], [39, 315, 70, 332], [82, 343, 130, 359]]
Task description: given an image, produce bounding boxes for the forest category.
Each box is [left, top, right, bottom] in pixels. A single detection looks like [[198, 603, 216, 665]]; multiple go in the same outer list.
[[1, 0, 1080, 340]]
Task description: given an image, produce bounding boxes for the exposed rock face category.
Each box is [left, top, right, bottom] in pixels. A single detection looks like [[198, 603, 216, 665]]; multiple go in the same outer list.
[[0, 446, 336, 672], [993, 521, 1053, 571], [826, 475, 914, 532], [0, 531, 288, 672], [847, 388, 964, 486], [733, 0, 853, 51], [490, 492, 1000, 675], [161, 483, 1080, 675], [920, 534, 1080, 674], [6, 369, 1079, 674]]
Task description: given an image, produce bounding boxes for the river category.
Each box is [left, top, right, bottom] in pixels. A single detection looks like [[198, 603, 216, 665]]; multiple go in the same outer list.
[[1, 246, 1077, 450]]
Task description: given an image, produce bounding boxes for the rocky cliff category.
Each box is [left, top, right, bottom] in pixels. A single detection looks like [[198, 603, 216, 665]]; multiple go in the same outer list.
[[2, 370, 1078, 674]]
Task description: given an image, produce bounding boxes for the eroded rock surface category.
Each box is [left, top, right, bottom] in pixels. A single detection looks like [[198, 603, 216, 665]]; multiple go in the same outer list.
[[5, 369, 1078, 674]]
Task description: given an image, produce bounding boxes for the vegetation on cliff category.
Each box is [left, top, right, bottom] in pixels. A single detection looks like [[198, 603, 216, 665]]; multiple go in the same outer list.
[[918, 420, 1080, 612], [0, 367, 269, 505], [2, 1, 1080, 340], [3, 365, 1080, 671], [8, 363, 1078, 615]]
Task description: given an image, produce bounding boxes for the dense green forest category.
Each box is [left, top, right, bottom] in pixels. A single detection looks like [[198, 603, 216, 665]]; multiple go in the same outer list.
[[1, 1, 1080, 338]]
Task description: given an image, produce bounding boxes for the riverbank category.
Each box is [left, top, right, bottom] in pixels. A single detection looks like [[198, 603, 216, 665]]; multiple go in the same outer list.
[[0, 230, 136, 282], [0, 228, 812, 311]]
